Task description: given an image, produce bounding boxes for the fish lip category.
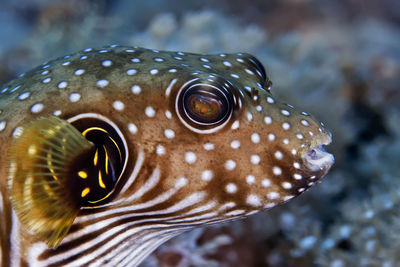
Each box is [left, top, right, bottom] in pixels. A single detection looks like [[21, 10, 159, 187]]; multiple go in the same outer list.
[[303, 140, 334, 174]]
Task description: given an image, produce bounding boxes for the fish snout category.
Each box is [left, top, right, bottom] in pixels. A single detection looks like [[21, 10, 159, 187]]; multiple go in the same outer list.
[[304, 144, 334, 176]]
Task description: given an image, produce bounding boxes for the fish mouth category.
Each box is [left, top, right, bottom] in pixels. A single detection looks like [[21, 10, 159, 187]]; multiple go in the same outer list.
[[303, 143, 334, 174]]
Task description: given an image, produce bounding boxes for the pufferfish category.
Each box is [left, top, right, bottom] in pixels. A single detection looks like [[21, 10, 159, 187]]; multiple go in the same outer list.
[[0, 45, 334, 266]]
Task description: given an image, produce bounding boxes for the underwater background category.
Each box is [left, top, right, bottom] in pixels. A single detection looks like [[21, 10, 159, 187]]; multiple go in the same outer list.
[[0, 0, 399, 266]]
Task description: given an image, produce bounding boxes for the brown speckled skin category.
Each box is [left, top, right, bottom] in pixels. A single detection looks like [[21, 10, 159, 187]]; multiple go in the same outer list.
[[0, 45, 332, 266]]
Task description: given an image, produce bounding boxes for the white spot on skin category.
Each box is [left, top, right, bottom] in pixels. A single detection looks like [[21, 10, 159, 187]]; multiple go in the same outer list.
[[251, 133, 260, 144], [282, 122, 291, 130], [231, 120, 240, 130], [169, 69, 177, 73], [201, 170, 213, 181], [301, 120, 310, 126], [298, 188, 306, 193], [69, 93, 81, 102], [256, 105, 262, 111], [204, 143, 215, 150], [230, 73, 240, 79], [245, 69, 255, 75], [41, 70, 49, 75], [200, 57, 210, 62], [262, 179, 271, 187], [165, 110, 172, 119], [247, 112, 253, 121], [223, 61, 232, 67], [281, 110, 290, 116], [293, 162, 301, 169], [0, 121, 6, 131], [267, 97, 275, 104], [247, 194, 262, 207], [131, 58, 140, 63], [74, 69, 85, 75], [156, 145, 166, 155], [145, 106, 156, 117], [291, 149, 297, 155], [128, 123, 138, 134], [31, 103, 44, 113], [164, 129, 175, 139], [53, 110, 61, 116], [264, 116, 272, 125], [225, 160, 236, 171], [154, 57, 165, 62], [267, 192, 280, 200], [296, 133, 304, 140], [113, 101, 125, 111], [174, 56, 183, 60], [126, 69, 137, 75], [282, 182, 292, 189], [273, 166, 282, 175], [96, 79, 109, 88], [185, 152, 197, 164], [230, 140, 240, 149], [150, 69, 159, 75], [61, 61, 70, 66], [283, 138, 289, 145], [294, 174, 302, 180], [246, 175, 256, 184], [226, 183, 238, 194], [102, 60, 112, 67], [131, 85, 141, 94], [268, 133, 276, 141], [42, 77, 51, 84], [18, 92, 30, 100], [250, 155, 261, 165], [274, 151, 283, 160]]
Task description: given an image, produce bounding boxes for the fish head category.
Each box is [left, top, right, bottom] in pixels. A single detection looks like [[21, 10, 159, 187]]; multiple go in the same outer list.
[[129, 50, 334, 215]]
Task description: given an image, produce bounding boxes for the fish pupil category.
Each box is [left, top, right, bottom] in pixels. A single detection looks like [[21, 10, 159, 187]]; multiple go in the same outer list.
[[189, 93, 223, 119]]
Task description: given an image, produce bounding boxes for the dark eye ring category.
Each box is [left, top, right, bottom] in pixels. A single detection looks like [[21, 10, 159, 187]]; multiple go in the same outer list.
[[176, 80, 234, 133]]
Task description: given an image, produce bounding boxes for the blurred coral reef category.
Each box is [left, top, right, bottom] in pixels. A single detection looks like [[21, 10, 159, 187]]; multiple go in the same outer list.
[[1, 0, 399, 266]]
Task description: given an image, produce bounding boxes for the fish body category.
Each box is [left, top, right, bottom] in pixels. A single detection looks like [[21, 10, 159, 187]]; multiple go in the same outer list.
[[0, 45, 333, 266]]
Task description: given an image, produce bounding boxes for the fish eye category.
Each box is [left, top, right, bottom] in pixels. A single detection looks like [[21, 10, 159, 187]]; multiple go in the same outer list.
[[176, 80, 235, 133], [183, 84, 230, 125]]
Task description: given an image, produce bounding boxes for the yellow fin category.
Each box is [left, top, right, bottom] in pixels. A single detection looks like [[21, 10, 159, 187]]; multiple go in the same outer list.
[[7, 116, 94, 248]]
